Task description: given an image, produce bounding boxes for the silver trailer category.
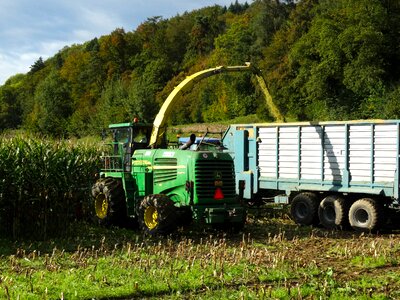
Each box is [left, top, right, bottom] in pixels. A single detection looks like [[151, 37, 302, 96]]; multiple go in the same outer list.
[[222, 120, 400, 231]]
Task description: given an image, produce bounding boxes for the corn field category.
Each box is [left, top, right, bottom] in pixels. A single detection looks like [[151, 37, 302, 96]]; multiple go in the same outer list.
[[0, 135, 101, 240]]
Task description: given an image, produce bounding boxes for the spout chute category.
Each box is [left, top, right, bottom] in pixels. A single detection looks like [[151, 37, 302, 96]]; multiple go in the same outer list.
[[149, 63, 283, 148]]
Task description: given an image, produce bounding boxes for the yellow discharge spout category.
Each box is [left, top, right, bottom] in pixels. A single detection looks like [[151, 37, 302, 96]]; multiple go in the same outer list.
[[149, 63, 284, 148], [255, 75, 284, 123], [149, 64, 252, 148]]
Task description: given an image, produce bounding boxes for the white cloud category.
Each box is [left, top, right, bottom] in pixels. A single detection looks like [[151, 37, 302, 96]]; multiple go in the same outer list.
[[39, 41, 72, 56], [0, 52, 32, 83], [72, 30, 97, 42], [78, 7, 124, 34]]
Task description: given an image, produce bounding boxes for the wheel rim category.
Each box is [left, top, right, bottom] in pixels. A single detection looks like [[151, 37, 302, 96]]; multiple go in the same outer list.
[[144, 206, 158, 229], [354, 208, 369, 225], [95, 194, 108, 219]]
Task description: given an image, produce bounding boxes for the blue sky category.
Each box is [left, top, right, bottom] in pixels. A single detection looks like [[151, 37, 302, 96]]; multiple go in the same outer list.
[[0, 0, 247, 85]]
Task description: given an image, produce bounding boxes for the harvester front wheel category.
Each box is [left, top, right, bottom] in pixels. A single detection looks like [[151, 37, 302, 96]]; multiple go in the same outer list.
[[139, 194, 177, 235], [92, 178, 127, 226]]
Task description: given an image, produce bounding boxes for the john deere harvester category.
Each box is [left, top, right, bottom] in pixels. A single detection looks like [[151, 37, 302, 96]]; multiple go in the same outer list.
[[92, 64, 268, 233], [92, 121, 245, 234]]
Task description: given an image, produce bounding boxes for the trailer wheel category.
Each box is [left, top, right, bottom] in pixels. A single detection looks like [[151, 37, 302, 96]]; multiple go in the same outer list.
[[139, 194, 177, 235], [92, 178, 127, 226], [290, 192, 319, 225], [349, 198, 383, 232], [318, 195, 349, 229]]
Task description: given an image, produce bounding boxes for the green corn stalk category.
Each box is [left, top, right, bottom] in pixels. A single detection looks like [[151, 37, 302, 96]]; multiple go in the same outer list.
[[0, 134, 102, 239]]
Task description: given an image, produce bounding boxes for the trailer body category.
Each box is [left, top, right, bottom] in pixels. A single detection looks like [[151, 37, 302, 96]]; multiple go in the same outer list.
[[222, 120, 400, 230]]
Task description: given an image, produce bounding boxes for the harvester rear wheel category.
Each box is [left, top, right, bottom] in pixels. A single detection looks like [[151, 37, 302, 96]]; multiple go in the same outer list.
[[92, 178, 127, 226], [290, 192, 319, 226], [139, 194, 177, 235]]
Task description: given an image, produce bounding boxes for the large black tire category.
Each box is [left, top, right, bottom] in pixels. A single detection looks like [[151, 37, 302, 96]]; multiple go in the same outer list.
[[139, 194, 177, 235], [318, 195, 349, 230], [92, 178, 127, 226], [349, 198, 384, 232], [290, 192, 319, 225]]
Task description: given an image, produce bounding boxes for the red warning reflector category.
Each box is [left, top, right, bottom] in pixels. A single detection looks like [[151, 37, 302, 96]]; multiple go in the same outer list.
[[214, 187, 224, 200]]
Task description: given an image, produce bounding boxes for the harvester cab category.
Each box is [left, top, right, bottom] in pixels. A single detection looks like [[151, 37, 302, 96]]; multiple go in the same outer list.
[[110, 121, 153, 151], [103, 121, 153, 172]]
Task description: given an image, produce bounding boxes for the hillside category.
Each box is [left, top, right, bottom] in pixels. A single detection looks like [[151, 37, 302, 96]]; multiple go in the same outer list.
[[1, 0, 400, 137]]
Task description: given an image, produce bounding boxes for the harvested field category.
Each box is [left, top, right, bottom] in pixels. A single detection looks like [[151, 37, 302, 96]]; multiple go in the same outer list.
[[1, 208, 400, 299]]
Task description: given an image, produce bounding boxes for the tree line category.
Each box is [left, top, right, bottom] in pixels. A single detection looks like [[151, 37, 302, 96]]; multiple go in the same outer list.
[[1, 0, 400, 137]]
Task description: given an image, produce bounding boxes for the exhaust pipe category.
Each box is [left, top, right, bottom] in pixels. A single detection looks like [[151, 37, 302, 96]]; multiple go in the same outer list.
[[179, 133, 196, 150]]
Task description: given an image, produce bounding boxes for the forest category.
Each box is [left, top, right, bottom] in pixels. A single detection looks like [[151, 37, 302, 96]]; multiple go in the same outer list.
[[1, 0, 400, 137]]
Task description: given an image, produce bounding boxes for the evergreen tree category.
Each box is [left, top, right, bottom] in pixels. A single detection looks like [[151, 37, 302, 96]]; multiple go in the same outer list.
[[29, 57, 45, 74]]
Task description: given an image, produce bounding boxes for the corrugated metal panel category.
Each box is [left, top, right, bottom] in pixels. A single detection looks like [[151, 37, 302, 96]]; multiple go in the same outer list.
[[257, 121, 399, 188], [300, 126, 322, 180], [279, 128, 299, 184], [348, 124, 371, 182], [323, 125, 345, 182], [374, 124, 397, 182], [258, 127, 277, 178]]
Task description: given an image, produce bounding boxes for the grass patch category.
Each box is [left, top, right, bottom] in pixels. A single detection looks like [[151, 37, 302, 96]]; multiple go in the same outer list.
[[2, 215, 400, 299]]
